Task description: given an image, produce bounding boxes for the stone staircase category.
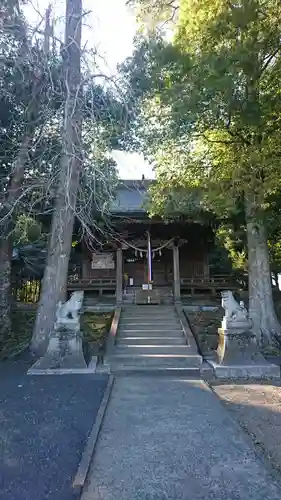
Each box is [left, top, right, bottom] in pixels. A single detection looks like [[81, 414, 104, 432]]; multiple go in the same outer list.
[[107, 305, 202, 375]]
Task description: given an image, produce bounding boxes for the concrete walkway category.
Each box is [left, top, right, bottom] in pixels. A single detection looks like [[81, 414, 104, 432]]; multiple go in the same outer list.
[[81, 377, 281, 500]]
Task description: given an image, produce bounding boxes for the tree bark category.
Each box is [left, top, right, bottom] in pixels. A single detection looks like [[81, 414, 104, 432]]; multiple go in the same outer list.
[[245, 193, 281, 344], [31, 0, 82, 355], [0, 237, 12, 349], [0, 135, 31, 346]]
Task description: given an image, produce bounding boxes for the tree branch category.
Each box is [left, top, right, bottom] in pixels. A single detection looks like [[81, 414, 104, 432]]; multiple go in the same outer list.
[[260, 45, 281, 77]]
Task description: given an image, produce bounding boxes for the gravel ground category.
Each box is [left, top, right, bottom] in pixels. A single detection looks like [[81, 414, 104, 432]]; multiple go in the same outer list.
[[0, 359, 108, 500], [212, 381, 281, 474]]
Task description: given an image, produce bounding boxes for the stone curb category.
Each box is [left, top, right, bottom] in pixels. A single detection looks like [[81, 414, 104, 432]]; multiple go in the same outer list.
[[207, 360, 280, 380], [72, 375, 114, 495], [104, 307, 121, 358]]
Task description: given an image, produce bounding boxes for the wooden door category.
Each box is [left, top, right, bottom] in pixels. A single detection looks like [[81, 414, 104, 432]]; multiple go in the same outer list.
[[124, 261, 145, 286]]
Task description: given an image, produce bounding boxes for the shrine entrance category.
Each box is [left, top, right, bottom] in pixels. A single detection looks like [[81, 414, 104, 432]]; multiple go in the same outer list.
[[67, 217, 213, 304], [123, 236, 174, 288], [124, 249, 173, 286]]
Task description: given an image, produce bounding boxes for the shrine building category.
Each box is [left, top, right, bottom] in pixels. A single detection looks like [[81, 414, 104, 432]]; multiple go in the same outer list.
[[67, 179, 240, 303]]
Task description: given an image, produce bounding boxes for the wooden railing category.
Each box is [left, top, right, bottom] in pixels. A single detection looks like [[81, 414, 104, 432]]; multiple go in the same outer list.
[[180, 273, 248, 294], [67, 277, 116, 293], [67, 273, 248, 296], [11, 272, 248, 305]]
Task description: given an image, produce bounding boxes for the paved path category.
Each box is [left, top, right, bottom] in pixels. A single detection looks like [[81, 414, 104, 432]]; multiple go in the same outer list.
[[0, 372, 108, 500], [82, 377, 281, 500]]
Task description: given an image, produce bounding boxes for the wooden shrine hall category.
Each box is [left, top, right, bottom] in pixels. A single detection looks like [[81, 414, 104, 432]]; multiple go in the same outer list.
[[67, 180, 241, 303]]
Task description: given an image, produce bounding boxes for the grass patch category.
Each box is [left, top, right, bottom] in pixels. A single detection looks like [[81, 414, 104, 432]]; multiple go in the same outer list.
[[0, 309, 113, 360], [81, 312, 113, 359], [0, 310, 36, 360], [187, 309, 222, 358], [187, 299, 281, 358]]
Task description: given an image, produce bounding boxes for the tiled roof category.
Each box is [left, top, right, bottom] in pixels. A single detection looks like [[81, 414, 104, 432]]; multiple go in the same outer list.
[[110, 180, 151, 214]]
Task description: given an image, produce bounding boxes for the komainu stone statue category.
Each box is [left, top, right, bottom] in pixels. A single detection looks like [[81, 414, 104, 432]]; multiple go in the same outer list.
[[207, 290, 280, 379], [221, 290, 249, 329], [55, 291, 84, 332], [27, 290, 88, 374]]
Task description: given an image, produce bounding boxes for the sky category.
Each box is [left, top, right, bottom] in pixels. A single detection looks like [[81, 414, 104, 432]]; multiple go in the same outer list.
[[24, 0, 154, 180], [25, 0, 137, 73]]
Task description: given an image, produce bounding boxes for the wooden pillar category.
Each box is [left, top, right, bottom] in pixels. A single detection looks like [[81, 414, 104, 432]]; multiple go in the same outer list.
[[173, 243, 181, 303], [203, 249, 210, 277], [116, 247, 123, 304], [81, 240, 89, 278]]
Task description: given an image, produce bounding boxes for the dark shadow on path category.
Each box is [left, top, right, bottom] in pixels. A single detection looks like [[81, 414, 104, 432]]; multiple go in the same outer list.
[[0, 370, 108, 500]]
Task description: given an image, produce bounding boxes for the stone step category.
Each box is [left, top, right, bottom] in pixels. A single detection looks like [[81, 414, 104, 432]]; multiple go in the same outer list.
[[123, 305, 175, 309], [124, 304, 174, 311], [121, 319, 181, 326], [120, 317, 180, 323], [120, 326, 183, 333], [121, 310, 177, 315], [109, 353, 202, 368], [118, 336, 186, 346], [120, 330, 185, 338], [119, 322, 181, 329], [122, 313, 176, 316], [115, 345, 193, 355], [121, 315, 180, 321], [122, 308, 175, 312], [122, 310, 175, 316], [120, 317, 179, 323], [109, 366, 201, 377], [105, 305, 202, 376]]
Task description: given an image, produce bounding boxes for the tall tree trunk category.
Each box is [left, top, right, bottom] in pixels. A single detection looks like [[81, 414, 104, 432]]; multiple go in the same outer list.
[[0, 237, 12, 349], [31, 0, 82, 355], [0, 7, 52, 350], [0, 136, 31, 346], [245, 193, 281, 344]]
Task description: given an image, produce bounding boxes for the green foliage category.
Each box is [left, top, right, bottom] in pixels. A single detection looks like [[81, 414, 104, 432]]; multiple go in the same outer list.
[[120, 0, 281, 278], [82, 312, 113, 356], [0, 309, 113, 359], [126, 0, 179, 32], [0, 309, 35, 359], [13, 215, 43, 244], [188, 309, 221, 356], [215, 225, 247, 271], [265, 191, 281, 275], [122, 0, 281, 223]]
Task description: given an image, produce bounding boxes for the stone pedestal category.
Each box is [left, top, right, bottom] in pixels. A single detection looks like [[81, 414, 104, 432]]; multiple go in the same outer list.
[[28, 325, 96, 375], [54, 316, 80, 333], [27, 290, 96, 375], [208, 324, 280, 379]]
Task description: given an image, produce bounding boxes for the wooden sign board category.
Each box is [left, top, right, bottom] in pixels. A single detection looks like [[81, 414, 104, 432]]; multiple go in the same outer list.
[[91, 253, 115, 269]]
